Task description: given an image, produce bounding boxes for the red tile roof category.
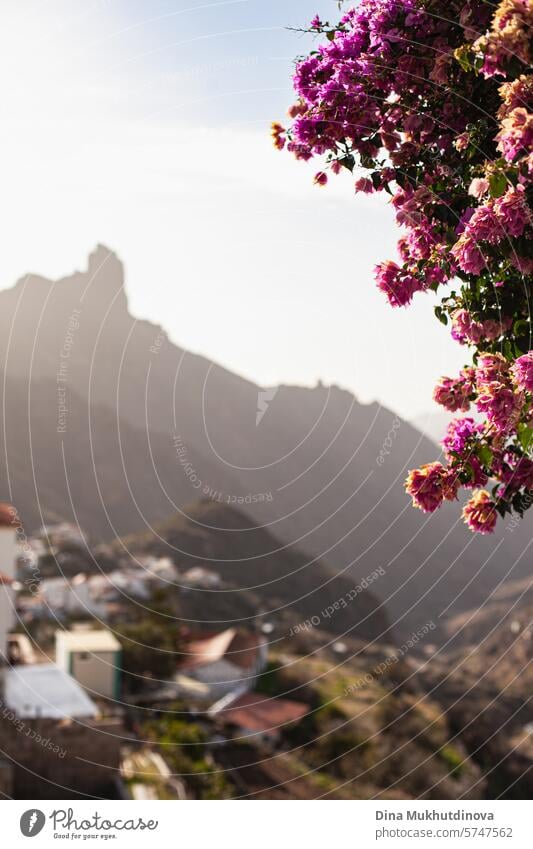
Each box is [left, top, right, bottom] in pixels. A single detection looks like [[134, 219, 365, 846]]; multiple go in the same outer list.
[[178, 628, 263, 671], [218, 692, 308, 733], [179, 628, 237, 670]]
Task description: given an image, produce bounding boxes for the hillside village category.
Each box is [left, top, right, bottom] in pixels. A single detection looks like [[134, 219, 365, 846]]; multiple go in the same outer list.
[[0, 499, 515, 801]]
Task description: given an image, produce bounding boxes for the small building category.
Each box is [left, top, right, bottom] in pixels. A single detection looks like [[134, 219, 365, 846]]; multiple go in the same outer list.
[[4, 663, 98, 719], [139, 556, 179, 584], [0, 502, 21, 582], [55, 628, 122, 700], [181, 567, 221, 589], [0, 571, 15, 663], [175, 628, 267, 702], [41, 574, 109, 619], [0, 503, 21, 661]]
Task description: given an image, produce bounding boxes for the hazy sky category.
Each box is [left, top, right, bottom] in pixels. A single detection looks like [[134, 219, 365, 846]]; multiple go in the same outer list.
[[0, 0, 467, 421]]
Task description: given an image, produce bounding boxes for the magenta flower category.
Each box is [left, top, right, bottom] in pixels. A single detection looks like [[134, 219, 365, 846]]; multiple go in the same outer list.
[[451, 309, 484, 344], [286, 101, 307, 119], [462, 490, 498, 534], [443, 417, 484, 456], [482, 316, 512, 340], [501, 455, 533, 493], [496, 108, 533, 162], [476, 353, 510, 386], [511, 352, 533, 393], [433, 370, 475, 413], [510, 254, 533, 275], [450, 235, 487, 275], [494, 185, 531, 238], [313, 171, 328, 187], [476, 384, 523, 435], [355, 177, 374, 193], [405, 462, 459, 513], [454, 132, 470, 151], [464, 456, 490, 488], [374, 260, 420, 307], [467, 201, 502, 245]]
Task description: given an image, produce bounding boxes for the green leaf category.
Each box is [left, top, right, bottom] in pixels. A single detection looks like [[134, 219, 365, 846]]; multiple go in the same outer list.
[[489, 172, 507, 199], [503, 339, 515, 360], [434, 306, 448, 326], [513, 318, 530, 337], [478, 444, 493, 467], [454, 45, 472, 73], [517, 423, 533, 453], [462, 463, 475, 484], [496, 501, 510, 518]]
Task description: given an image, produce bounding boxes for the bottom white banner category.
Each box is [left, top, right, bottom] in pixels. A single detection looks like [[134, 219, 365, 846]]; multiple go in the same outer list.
[[2, 800, 532, 848]]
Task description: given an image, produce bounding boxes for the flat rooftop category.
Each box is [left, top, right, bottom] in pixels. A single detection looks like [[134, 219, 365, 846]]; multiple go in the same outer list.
[[4, 663, 99, 719], [56, 629, 121, 652]]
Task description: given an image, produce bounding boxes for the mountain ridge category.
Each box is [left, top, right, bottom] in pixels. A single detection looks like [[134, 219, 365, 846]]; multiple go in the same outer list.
[[0, 245, 530, 639]]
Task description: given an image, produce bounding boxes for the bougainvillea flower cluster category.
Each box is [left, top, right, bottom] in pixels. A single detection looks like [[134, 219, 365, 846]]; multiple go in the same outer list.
[[277, 0, 533, 532]]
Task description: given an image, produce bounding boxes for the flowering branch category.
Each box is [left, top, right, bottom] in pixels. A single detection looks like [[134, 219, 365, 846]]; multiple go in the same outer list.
[[275, 0, 533, 532]]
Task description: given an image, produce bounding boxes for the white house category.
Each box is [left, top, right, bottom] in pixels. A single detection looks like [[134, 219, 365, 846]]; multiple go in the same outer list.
[[0, 503, 21, 661], [40, 575, 107, 619], [55, 629, 122, 700], [0, 502, 21, 581], [4, 663, 98, 719], [0, 572, 15, 663]]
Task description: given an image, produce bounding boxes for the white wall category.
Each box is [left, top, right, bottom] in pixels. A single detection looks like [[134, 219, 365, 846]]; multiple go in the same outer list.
[[0, 528, 19, 581], [0, 584, 15, 661], [70, 650, 119, 700]]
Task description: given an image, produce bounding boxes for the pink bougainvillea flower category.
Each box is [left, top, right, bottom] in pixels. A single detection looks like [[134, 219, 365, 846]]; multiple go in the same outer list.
[[451, 309, 484, 344], [476, 353, 510, 386], [374, 260, 421, 307], [462, 490, 498, 534], [511, 352, 533, 393], [482, 316, 513, 340], [313, 171, 328, 187], [494, 185, 531, 238], [433, 369, 475, 412], [469, 177, 490, 198], [355, 177, 374, 193], [476, 384, 523, 435], [443, 417, 484, 456], [450, 235, 487, 275], [405, 462, 458, 513], [501, 455, 533, 494]]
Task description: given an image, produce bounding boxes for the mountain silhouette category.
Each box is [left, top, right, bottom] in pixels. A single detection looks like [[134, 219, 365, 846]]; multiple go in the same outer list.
[[0, 245, 530, 637]]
